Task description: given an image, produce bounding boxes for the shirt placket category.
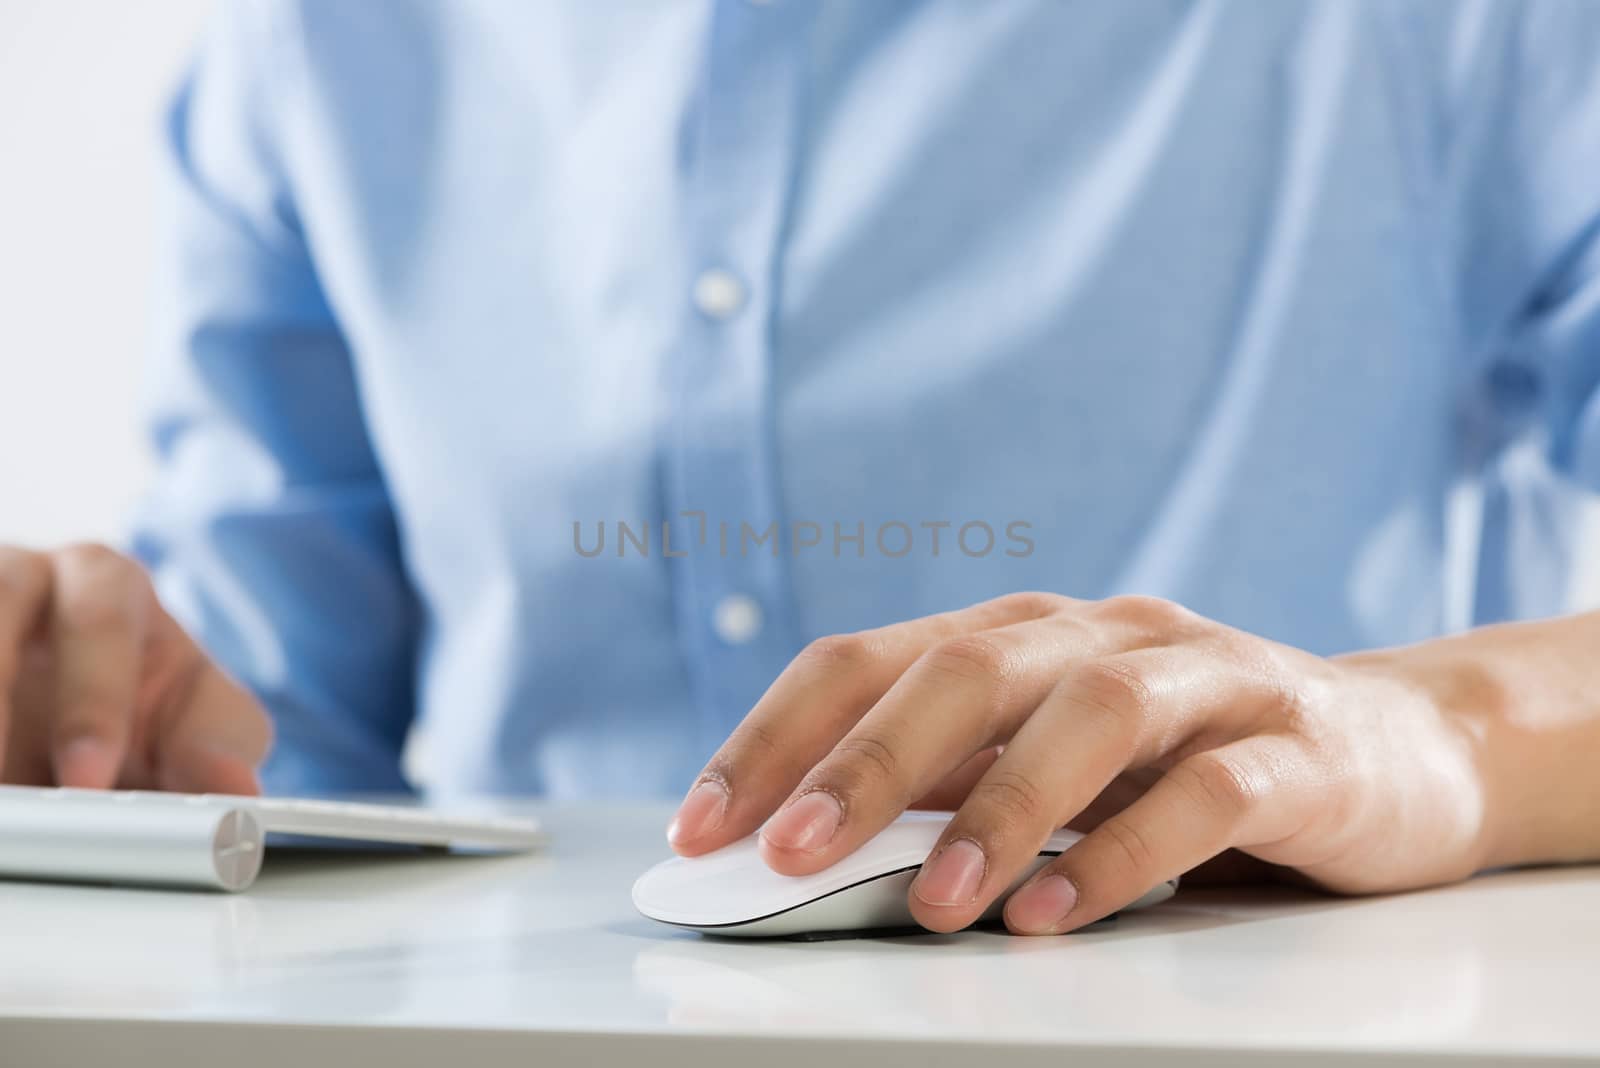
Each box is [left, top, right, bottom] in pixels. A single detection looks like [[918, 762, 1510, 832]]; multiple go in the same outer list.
[[665, 0, 810, 740]]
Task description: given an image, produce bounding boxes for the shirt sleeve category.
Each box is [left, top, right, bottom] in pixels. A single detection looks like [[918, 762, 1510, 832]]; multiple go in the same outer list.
[[130, 0, 419, 794], [1429, 1, 1600, 621], [1449, 0, 1600, 488]]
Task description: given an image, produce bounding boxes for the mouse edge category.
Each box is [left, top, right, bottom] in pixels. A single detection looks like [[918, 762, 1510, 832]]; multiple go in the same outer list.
[[632, 862, 1180, 933]]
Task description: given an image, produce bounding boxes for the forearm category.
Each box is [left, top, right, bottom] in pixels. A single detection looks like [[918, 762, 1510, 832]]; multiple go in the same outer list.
[[1349, 612, 1600, 872]]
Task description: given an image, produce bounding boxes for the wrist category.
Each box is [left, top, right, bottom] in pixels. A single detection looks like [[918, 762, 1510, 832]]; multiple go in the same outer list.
[[1343, 616, 1600, 873], [1335, 642, 1505, 875]]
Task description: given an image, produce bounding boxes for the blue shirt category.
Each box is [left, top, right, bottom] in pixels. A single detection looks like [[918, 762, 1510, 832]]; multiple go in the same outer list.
[[133, 0, 1600, 799]]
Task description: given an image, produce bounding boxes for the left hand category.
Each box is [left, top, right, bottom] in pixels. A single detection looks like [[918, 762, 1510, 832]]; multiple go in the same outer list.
[[666, 592, 1494, 935]]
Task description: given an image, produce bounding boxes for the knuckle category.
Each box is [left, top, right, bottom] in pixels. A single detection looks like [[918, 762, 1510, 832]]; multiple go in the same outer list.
[[1099, 594, 1192, 633], [827, 732, 903, 792], [1060, 659, 1155, 736], [739, 718, 782, 758], [1098, 817, 1157, 875], [921, 634, 1020, 691], [725, 719, 783, 768], [52, 678, 134, 733], [1205, 633, 1316, 730], [52, 545, 146, 628], [709, 718, 808, 791], [989, 590, 1065, 618], [1171, 754, 1258, 825], [970, 768, 1050, 828], [797, 632, 877, 672], [1262, 665, 1317, 730], [56, 708, 123, 737], [54, 541, 131, 577]]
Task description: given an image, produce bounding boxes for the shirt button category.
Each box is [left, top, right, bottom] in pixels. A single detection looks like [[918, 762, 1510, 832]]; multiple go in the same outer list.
[[712, 593, 764, 645], [693, 268, 747, 320]]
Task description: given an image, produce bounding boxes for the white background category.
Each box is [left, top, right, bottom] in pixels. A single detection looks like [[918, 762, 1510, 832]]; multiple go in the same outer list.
[[0, 0, 208, 547], [0, 0, 1595, 607]]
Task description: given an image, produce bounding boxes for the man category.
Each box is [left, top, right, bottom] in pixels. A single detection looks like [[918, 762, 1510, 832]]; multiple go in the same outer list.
[[2, 0, 1598, 935]]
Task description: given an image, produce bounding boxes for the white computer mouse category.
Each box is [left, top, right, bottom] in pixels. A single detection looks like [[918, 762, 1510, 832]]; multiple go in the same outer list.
[[633, 809, 1177, 938]]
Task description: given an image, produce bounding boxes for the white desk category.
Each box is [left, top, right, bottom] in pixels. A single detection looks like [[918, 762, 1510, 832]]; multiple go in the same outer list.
[[1, 804, 1597, 1067]]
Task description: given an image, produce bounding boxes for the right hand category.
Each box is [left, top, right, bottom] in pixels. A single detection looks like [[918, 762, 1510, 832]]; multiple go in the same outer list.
[[0, 543, 271, 793]]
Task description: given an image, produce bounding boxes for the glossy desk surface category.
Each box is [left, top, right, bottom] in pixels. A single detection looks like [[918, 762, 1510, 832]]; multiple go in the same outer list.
[[1, 804, 1597, 1067]]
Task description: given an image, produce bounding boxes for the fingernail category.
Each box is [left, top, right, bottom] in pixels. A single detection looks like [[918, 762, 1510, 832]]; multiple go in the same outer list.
[[1006, 874, 1079, 934], [55, 736, 117, 789], [667, 780, 729, 846], [912, 838, 987, 906], [761, 790, 843, 853]]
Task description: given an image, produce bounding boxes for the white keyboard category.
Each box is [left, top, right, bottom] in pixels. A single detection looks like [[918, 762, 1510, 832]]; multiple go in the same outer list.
[[0, 786, 545, 893]]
